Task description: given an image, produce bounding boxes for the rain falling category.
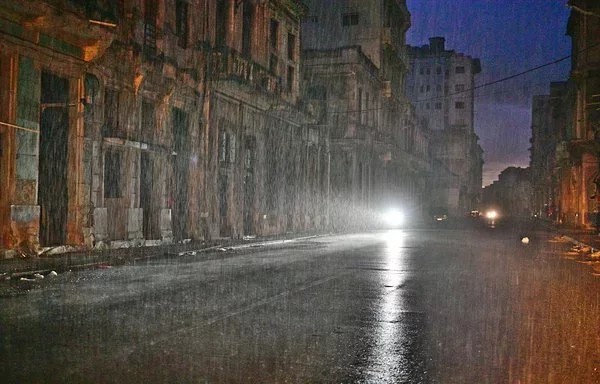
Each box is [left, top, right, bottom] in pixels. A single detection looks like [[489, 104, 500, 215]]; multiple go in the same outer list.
[[1, 0, 599, 383]]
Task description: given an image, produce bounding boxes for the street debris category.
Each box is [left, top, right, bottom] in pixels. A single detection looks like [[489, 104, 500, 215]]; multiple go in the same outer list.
[[33, 273, 44, 280], [521, 237, 530, 244], [48, 271, 58, 278], [549, 235, 572, 243], [19, 277, 36, 282]]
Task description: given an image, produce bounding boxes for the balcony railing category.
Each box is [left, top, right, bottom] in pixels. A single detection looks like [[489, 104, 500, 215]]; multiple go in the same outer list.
[[211, 46, 281, 96]]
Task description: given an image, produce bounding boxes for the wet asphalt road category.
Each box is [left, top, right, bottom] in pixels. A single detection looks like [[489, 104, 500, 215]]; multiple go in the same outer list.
[[1, 223, 600, 383]]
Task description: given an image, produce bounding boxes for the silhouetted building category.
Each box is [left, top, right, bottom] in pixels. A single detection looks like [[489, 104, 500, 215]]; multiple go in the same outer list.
[[405, 37, 483, 216], [483, 167, 532, 218]]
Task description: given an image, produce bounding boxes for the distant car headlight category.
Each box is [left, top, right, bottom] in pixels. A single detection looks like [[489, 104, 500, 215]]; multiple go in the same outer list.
[[383, 209, 404, 227], [485, 210, 498, 220]]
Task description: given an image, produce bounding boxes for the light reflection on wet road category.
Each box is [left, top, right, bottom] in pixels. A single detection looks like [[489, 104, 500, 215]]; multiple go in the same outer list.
[[1, 225, 600, 383]]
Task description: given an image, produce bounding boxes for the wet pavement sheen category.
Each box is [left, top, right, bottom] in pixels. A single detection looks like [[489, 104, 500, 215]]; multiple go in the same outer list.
[[1, 226, 600, 383]]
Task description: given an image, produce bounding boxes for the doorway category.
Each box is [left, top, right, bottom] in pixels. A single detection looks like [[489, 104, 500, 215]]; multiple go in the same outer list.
[[39, 72, 69, 246]]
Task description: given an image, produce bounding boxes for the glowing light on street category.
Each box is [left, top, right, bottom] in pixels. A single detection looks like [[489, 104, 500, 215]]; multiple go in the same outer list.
[[486, 210, 498, 220], [383, 209, 404, 227]]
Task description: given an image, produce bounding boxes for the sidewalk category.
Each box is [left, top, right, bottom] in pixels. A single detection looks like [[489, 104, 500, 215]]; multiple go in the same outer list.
[[0, 232, 323, 279]]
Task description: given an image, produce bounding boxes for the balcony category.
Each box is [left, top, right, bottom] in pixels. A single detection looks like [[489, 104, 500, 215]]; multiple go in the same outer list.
[[212, 46, 281, 96], [0, 0, 116, 61]]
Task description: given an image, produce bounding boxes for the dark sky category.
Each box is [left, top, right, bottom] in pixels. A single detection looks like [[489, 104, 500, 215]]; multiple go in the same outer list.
[[405, 0, 572, 186]]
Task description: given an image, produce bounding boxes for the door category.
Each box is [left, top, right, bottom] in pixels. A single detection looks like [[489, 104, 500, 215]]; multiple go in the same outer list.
[[39, 72, 69, 246]]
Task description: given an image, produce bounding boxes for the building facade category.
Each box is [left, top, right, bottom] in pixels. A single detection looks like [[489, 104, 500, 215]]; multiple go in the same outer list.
[[557, 0, 600, 227], [405, 37, 483, 217], [0, 0, 329, 256], [302, 0, 434, 224]]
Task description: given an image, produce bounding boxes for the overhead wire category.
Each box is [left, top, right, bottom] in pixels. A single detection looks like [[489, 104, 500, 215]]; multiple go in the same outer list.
[[326, 41, 600, 116]]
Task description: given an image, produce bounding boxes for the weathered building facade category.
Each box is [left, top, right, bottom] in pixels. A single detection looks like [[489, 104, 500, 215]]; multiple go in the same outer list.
[[556, 0, 600, 227], [405, 37, 483, 217], [528, 1, 599, 228], [0, 0, 328, 256], [302, 0, 433, 224]]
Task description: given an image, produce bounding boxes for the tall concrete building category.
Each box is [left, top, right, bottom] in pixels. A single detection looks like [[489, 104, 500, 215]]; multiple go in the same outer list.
[[405, 37, 483, 216], [302, 0, 434, 222]]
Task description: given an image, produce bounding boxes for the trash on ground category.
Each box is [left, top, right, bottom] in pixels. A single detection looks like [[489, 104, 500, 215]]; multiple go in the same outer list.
[[521, 237, 530, 244], [549, 235, 573, 243], [48, 271, 58, 278], [19, 277, 36, 282], [33, 273, 44, 279]]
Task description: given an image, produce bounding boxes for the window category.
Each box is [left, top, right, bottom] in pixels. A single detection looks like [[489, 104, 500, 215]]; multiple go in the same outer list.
[[435, 102, 442, 109], [358, 88, 362, 122], [242, 1, 254, 56], [426, 85, 430, 92], [420, 85, 424, 93], [287, 33, 296, 61], [366, 92, 370, 124], [143, 0, 158, 57], [287, 66, 294, 92], [419, 68, 424, 75], [426, 103, 430, 110], [103, 89, 119, 136], [270, 19, 279, 50], [104, 149, 122, 198], [455, 101, 465, 109], [455, 84, 465, 92], [426, 68, 431, 75], [269, 53, 278, 74], [141, 99, 156, 143], [175, 0, 189, 48], [436, 67, 442, 75], [456, 66, 465, 74], [436, 84, 442, 92], [342, 13, 359, 26], [219, 130, 236, 165], [216, 0, 227, 47]]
